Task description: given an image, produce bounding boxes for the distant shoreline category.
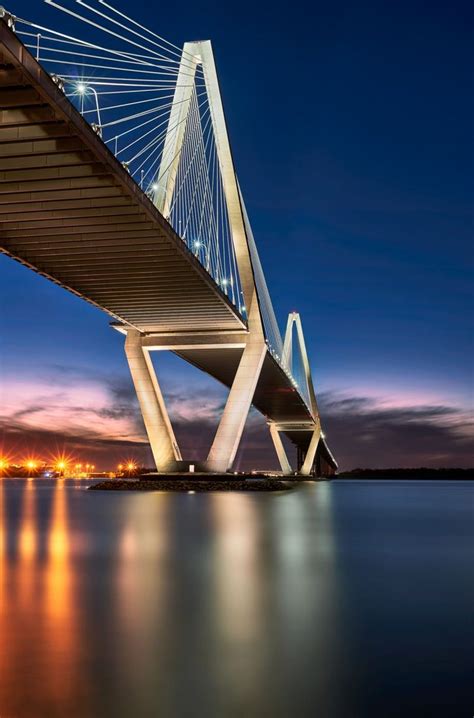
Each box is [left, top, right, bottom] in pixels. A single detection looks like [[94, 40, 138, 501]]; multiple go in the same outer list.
[[336, 468, 474, 480]]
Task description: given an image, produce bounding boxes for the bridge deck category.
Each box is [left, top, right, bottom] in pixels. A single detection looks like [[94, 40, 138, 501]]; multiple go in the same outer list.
[[0, 22, 244, 334]]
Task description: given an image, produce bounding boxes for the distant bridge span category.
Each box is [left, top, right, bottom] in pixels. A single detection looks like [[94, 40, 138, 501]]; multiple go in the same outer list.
[[0, 14, 337, 475]]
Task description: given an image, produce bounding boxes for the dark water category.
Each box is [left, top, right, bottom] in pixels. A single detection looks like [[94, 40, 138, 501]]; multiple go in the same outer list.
[[1, 479, 472, 717]]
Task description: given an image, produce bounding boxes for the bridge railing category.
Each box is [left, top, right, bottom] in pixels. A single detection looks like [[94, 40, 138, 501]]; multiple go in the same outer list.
[[13, 5, 245, 313]]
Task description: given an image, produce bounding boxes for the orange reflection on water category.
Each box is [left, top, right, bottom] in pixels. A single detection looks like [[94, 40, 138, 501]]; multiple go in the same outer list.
[[0, 481, 84, 718], [44, 480, 76, 650], [47, 482, 69, 576], [17, 479, 38, 608], [0, 480, 5, 615]]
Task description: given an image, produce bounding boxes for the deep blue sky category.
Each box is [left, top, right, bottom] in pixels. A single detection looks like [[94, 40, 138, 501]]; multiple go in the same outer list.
[[1, 0, 473, 469]]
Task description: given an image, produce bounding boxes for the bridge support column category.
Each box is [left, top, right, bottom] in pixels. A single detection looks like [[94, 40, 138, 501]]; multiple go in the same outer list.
[[300, 427, 321, 476], [124, 329, 181, 472], [268, 424, 292, 475], [206, 335, 266, 473]]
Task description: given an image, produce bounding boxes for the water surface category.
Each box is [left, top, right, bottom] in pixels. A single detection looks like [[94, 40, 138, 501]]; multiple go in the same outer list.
[[1, 479, 472, 717]]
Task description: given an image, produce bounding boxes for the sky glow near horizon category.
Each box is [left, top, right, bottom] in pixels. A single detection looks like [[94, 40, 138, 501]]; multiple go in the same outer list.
[[0, 0, 473, 470]]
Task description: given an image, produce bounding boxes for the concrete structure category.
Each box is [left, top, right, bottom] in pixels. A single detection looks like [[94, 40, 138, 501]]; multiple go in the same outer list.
[[0, 18, 337, 475]]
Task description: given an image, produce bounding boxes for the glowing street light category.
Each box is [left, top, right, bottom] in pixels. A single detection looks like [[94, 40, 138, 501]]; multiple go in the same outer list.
[[126, 462, 137, 476], [55, 459, 67, 477], [25, 459, 39, 477]]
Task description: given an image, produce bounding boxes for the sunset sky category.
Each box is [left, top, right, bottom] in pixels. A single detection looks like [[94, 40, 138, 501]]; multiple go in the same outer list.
[[1, 0, 472, 470]]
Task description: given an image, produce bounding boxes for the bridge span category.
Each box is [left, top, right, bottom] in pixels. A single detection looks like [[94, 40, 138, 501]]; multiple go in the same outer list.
[[0, 12, 337, 475]]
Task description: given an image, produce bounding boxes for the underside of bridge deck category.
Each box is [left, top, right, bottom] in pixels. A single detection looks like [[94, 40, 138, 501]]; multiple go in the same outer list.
[[0, 23, 245, 334]]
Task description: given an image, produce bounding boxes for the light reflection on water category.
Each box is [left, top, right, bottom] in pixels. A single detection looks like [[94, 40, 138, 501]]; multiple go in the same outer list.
[[0, 478, 473, 717]]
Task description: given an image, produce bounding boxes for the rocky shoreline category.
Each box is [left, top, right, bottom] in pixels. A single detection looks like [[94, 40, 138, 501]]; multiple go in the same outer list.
[[89, 477, 293, 492]]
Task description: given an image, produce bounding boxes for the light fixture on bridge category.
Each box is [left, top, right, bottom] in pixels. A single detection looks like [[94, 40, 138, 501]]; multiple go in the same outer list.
[[51, 74, 65, 92], [151, 183, 158, 191], [76, 82, 87, 94], [221, 278, 229, 286], [91, 122, 102, 138], [193, 240, 202, 250], [0, 7, 15, 30]]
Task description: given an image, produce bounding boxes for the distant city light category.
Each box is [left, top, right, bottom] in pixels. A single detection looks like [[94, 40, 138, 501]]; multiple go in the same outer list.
[[0, 459, 7, 470], [118, 463, 123, 470], [127, 462, 136, 471], [26, 460, 37, 470], [56, 461, 66, 471]]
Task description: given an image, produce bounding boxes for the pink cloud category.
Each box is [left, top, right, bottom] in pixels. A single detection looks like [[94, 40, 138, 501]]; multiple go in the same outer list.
[[0, 377, 142, 443]]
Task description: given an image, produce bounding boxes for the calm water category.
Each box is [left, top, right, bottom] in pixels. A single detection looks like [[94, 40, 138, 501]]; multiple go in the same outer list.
[[0, 479, 472, 717]]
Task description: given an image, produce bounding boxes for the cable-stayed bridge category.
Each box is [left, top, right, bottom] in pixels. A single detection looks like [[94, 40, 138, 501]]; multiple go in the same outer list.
[[0, 3, 337, 475]]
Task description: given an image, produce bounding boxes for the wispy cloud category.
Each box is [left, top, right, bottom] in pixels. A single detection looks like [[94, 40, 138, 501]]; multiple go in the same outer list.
[[318, 391, 474, 469], [0, 364, 472, 470]]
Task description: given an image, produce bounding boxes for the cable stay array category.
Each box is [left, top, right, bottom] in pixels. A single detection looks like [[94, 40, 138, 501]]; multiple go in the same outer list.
[[290, 340, 312, 411], [239, 184, 284, 360], [281, 316, 313, 412], [10, 0, 288, 364]]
